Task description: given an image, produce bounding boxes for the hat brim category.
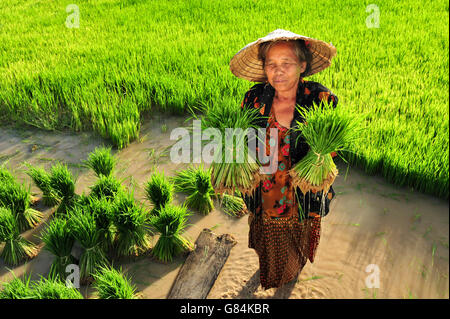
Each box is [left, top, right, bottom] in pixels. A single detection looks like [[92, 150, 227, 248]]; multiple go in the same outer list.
[[230, 30, 336, 82]]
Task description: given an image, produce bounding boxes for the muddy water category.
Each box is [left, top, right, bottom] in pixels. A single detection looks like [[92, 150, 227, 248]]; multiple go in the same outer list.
[[0, 114, 448, 299]]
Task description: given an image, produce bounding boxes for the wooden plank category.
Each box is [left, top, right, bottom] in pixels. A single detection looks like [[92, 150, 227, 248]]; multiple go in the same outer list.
[[167, 228, 237, 299]]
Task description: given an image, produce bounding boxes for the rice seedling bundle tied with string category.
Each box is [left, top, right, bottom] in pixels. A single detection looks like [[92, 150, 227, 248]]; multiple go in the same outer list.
[[195, 99, 262, 195], [110, 190, 152, 257], [69, 206, 108, 281], [0, 207, 38, 265], [40, 217, 76, 280], [93, 266, 138, 299], [145, 171, 174, 215], [172, 164, 216, 215], [289, 101, 363, 195], [150, 204, 193, 262], [0, 179, 43, 231], [25, 164, 59, 207]]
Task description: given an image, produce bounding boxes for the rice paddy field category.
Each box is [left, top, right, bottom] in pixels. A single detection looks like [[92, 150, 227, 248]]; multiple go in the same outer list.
[[0, 0, 449, 300]]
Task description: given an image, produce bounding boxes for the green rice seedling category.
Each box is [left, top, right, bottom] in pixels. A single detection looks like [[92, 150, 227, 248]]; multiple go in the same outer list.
[[92, 266, 138, 299], [86, 196, 115, 253], [193, 99, 262, 196], [24, 164, 59, 206], [144, 171, 173, 215], [31, 276, 83, 299], [0, 180, 43, 231], [69, 206, 108, 281], [0, 207, 38, 265], [110, 190, 152, 257], [171, 164, 204, 195], [46, 162, 79, 217], [40, 217, 76, 281], [0, 271, 33, 299], [89, 174, 124, 201], [0, 165, 15, 184], [220, 193, 245, 217], [149, 204, 193, 262], [184, 168, 215, 215], [82, 146, 118, 178], [289, 101, 363, 196]]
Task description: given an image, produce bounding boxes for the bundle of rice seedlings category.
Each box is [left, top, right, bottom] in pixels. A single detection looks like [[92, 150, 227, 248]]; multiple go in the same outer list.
[[0, 272, 33, 299], [110, 190, 152, 257], [49, 162, 77, 217], [220, 193, 246, 217], [171, 164, 205, 195], [289, 101, 363, 195], [92, 266, 138, 299], [149, 204, 193, 262], [0, 207, 38, 265], [144, 171, 173, 215], [0, 164, 15, 184], [89, 174, 124, 201], [31, 276, 83, 299], [82, 146, 118, 178], [0, 180, 43, 231], [185, 168, 215, 215], [194, 99, 262, 195], [69, 206, 108, 281], [24, 164, 59, 207], [40, 217, 76, 281], [86, 196, 114, 252]]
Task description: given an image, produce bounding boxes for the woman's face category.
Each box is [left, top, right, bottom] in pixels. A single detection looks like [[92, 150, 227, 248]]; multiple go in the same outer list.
[[264, 42, 306, 93]]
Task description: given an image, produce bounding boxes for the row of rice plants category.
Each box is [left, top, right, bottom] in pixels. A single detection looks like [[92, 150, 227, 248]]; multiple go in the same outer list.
[[0, 266, 138, 299]]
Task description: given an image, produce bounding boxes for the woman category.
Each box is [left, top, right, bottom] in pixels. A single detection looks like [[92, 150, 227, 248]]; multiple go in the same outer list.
[[229, 29, 339, 290]]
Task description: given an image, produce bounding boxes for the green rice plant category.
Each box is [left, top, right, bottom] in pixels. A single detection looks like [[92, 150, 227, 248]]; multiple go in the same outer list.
[[173, 165, 215, 215], [0, 180, 43, 231], [86, 195, 115, 253], [185, 169, 215, 215], [220, 193, 245, 217], [31, 276, 83, 299], [110, 190, 152, 257], [289, 101, 363, 194], [0, 271, 33, 299], [47, 162, 79, 217], [89, 174, 124, 201], [40, 217, 76, 281], [82, 146, 118, 178], [192, 98, 262, 195], [0, 164, 15, 184], [49, 162, 76, 200], [171, 164, 204, 195], [92, 266, 138, 299], [69, 206, 108, 280], [149, 204, 193, 262], [144, 171, 174, 215], [0, 207, 38, 265], [25, 164, 59, 206]]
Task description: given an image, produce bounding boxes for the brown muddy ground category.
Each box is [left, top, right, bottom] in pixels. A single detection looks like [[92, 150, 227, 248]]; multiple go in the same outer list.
[[0, 113, 448, 299]]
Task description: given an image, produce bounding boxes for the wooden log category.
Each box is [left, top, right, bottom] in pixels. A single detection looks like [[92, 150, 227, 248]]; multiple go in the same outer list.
[[167, 228, 237, 299]]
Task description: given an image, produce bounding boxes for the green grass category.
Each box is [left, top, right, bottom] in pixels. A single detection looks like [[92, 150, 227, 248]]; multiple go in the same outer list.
[[0, 0, 447, 199], [93, 266, 138, 299]]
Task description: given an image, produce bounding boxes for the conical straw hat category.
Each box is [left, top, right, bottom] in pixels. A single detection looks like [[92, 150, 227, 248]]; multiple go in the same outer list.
[[230, 29, 336, 82]]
